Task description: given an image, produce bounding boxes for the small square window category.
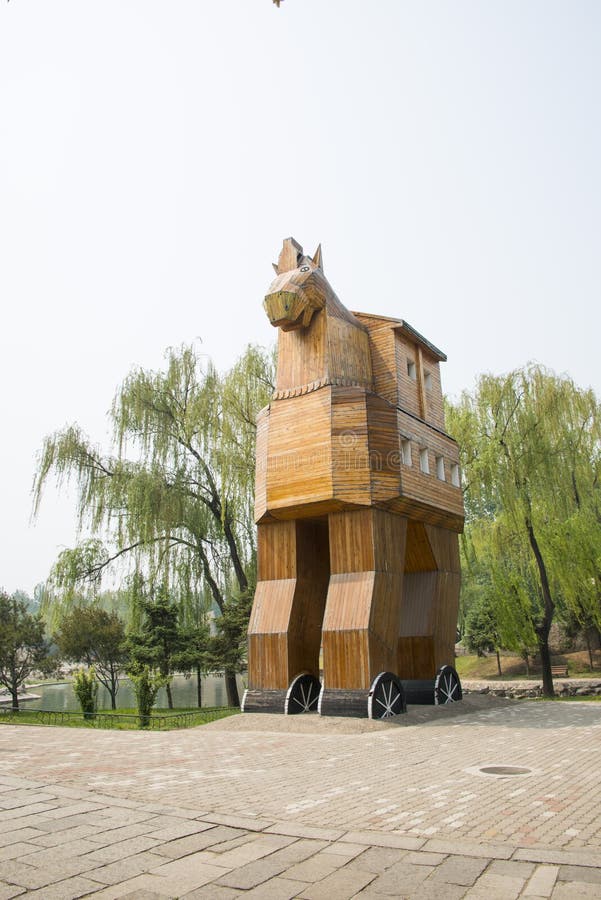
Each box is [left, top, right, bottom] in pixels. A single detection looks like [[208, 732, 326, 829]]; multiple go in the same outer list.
[[419, 448, 429, 474], [451, 463, 460, 487], [424, 371, 432, 390], [407, 360, 416, 381], [436, 456, 445, 481], [401, 439, 412, 466]]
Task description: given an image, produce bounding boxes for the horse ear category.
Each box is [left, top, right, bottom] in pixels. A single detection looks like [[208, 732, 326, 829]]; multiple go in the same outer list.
[[312, 244, 323, 270], [274, 237, 303, 274]]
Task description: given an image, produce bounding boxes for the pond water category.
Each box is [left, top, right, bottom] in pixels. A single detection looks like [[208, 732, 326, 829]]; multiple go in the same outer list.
[[24, 673, 245, 711]]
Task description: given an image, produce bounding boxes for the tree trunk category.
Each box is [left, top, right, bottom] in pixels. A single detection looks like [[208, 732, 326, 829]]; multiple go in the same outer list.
[[525, 517, 555, 698], [537, 633, 554, 698], [585, 630, 594, 671], [10, 683, 19, 711], [524, 653, 530, 676], [196, 665, 202, 708], [496, 649, 502, 676], [166, 680, 173, 709], [225, 670, 239, 708]]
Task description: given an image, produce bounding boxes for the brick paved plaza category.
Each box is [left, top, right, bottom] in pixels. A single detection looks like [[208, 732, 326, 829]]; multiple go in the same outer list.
[[1, 697, 600, 898]]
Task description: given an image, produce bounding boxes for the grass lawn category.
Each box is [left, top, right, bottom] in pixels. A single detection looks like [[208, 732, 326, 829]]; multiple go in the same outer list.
[[0, 705, 239, 731], [455, 648, 601, 681]]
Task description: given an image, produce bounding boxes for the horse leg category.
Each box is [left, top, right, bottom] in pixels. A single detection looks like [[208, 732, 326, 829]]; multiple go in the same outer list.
[[244, 518, 329, 713], [396, 524, 461, 704], [319, 509, 406, 717]]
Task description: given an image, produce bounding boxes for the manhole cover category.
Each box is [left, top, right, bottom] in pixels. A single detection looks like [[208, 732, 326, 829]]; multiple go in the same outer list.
[[479, 766, 532, 776]]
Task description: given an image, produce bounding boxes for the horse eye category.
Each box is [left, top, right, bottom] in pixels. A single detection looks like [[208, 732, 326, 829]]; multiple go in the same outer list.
[[300, 266, 310, 273]]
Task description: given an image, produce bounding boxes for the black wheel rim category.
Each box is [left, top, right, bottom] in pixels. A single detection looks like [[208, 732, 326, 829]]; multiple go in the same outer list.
[[368, 672, 406, 719], [434, 666, 462, 705], [285, 673, 321, 714]]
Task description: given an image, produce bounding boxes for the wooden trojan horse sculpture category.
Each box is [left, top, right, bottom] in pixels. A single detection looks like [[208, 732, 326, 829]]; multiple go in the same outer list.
[[242, 238, 465, 718]]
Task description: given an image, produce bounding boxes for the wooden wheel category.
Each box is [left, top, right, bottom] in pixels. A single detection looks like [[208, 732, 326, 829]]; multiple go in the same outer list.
[[368, 672, 406, 719], [285, 672, 321, 714], [434, 665, 462, 705]]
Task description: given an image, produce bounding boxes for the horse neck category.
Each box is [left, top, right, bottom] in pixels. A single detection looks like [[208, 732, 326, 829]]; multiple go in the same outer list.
[[273, 299, 372, 399]]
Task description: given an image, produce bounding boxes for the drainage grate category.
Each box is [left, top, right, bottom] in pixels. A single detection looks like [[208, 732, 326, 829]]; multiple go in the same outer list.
[[479, 765, 532, 776]]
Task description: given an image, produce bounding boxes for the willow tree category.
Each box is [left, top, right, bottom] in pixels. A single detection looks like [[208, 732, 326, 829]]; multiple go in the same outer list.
[[33, 343, 274, 706], [447, 365, 600, 697]]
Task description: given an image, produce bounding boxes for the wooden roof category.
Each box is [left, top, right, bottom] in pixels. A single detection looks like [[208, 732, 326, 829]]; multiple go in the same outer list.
[[352, 312, 447, 363]]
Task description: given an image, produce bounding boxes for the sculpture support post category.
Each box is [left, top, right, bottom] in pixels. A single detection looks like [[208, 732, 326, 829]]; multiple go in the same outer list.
[[245, 518, 329, 712], [319, 509, 407, 715]]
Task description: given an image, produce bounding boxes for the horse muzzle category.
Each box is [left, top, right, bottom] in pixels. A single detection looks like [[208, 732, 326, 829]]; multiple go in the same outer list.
[[263, 290, 307, 331]]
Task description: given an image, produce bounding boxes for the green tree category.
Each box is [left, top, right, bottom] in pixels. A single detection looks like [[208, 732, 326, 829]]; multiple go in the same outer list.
[[33, 344, 274, 707], [54, 605, 128, 709], [127, 594, 185, 709], [207, 588, 253, 680], [175, 619, 211, 708], [73, 667, 98, 720], [464, 594, 503, 673], [128, 665, 168, 728], [0, 591, 52, 709], [448, 366, 600, 697]]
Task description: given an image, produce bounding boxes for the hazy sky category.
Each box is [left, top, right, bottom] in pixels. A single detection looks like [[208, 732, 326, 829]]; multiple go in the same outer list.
[[1, 1, 600, 595]]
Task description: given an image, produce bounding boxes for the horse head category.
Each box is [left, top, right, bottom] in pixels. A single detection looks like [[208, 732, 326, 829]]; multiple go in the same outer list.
[[264, 237, 327, 332]]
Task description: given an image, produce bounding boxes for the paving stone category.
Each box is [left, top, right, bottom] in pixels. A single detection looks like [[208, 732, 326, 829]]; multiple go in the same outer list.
[[146, 820, 213, 842], [430, 855, 488, 886], [244, 877, 304, 899], [181, 886, 242, 899], [86, 824, 159, 846], [0, 803, 58, 821], [145, 854, 232, 893], [0, 827, 47, 848], [85, 852, 167, 886], [117, 893, 167, 900], [297, 866, 376, 899], [558, 865, 601, 885], [552, 883, 601, 898], [18, 846, 101, 872], [346, 846, 406, 874], [524, 864, 559, 897], [206, 832, 296, 868], [151, 825, 245, 859], [424, 839, 514, 860], [199, 812, 274, 831], [87, 874, 176, 898], [404, 883, 466, 900], [365, 860, 434, 894], [43, 801, 105, 819], [488, 859, 536, 879], [215, 856, 291, 890], [266, 823, 344, 841], [29, 825, 98, 847], [319, 842, 366, 861], [83, 836, 163, 864], [0, 884, 26, 900], [265, 838, 329, 867], [342, 831, 424, 851], [0, 860, 74, 890], [21, 875, 107, 899], [404, 851, 446, 866], [462, 872, 525, 898], [280, 852, 342, 883], [514, 848, 601, 868], [0, 842, 39, 862]]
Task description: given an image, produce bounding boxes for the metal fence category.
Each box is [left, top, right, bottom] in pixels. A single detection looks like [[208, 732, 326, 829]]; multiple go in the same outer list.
[[0, 706, 234, 730]]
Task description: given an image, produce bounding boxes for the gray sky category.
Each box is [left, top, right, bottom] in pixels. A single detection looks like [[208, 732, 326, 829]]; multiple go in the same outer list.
[[1, 1, 600, 596]]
